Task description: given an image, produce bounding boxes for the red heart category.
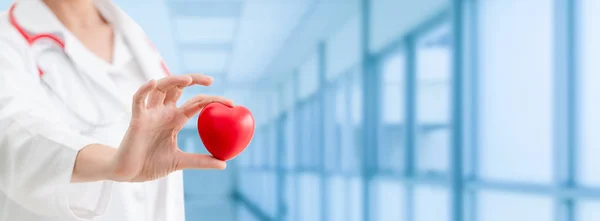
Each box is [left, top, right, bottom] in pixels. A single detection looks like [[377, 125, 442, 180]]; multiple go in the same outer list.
[[196, 103, 255, 161]]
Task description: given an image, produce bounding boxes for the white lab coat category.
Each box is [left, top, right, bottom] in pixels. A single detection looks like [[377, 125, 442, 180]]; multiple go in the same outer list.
[[0, 0, 185, 220]]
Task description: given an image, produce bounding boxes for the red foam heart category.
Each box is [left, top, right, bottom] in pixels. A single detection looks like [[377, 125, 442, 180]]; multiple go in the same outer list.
[[197, 103, 255, 161]]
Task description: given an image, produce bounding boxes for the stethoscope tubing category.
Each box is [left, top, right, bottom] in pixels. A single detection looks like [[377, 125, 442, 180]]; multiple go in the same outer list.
[[8, 3, 125, 132]]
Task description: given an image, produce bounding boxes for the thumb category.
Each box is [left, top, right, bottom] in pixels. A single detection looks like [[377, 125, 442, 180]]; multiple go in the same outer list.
[[176, 152, 227, 170]]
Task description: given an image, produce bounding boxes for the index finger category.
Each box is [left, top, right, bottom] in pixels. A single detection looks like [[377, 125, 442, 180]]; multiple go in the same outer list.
[[184, 74, 214, 86], [156, 75, 193, 92]]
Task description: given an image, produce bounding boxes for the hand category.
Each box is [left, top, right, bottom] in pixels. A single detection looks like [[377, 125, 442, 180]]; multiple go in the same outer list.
[[109, 74, 232, 182]]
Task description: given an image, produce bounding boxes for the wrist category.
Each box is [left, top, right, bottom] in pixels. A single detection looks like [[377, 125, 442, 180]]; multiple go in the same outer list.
[[72, 144, 118, 183]]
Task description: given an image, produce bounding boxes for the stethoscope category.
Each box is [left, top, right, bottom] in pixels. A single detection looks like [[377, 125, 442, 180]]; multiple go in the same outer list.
[[9, 3, 128, 133]]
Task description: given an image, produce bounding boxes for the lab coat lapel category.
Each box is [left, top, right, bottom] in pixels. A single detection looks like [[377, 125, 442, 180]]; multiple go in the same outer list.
[[63, 44, 127, 107], [93, 0, 169, 82], [124, 28, 169, 82]]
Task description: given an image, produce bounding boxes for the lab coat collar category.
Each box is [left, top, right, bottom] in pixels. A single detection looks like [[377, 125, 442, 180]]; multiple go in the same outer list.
[[10, 0, 67, 37]]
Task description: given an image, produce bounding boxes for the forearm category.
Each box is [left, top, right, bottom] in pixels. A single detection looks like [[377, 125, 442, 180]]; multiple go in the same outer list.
[[71, 144, 117, 183]]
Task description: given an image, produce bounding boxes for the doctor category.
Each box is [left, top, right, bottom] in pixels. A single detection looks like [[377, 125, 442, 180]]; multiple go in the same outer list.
[[0, 0, 232, 220]]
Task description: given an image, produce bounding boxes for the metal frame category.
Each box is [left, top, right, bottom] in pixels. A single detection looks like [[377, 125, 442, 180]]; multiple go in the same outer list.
[[404, 35, 416, 221], [450, 0, 465, 220], [465, 0, 480, 220], [554, 0, 577, 221], [359, 0, 376, 220]]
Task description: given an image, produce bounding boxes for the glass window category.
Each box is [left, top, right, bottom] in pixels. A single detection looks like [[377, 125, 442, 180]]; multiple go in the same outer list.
[[336, 80, 348, 172], [266, 125, 277, 168], [577, 0, 600, 187], [262, 172, 278, 217], [379, 51, 406, 172], [298, 103, 312, 168], [372, 176, 405, 221], [477, 191, 553, 221], [341, 71, 362, 173], [284, 174, 298, 221], [311, 99, 322, 168], [414, 186, 449, 221], [381, 52, 405, 122], [415, 22, 451, 174], [298, 174, 321, 221], [250, 129, 263, 167], [478, 0, 554, 184], [260, 128, 270, 168], [577, 201, 600, 221], [284, 113, 296, 169], [351, 70, 363, 126], [324, 85, 339, 171], [348, 177, 363, 221], [327, 176, 347, 221]]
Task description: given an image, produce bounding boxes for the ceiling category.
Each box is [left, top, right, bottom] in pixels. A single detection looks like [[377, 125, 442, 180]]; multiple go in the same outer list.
[[164, 0, 320, 85]]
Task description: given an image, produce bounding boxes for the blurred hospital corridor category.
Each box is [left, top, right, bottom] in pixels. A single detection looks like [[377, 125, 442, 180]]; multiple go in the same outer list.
[[1, 0, 598, 220]]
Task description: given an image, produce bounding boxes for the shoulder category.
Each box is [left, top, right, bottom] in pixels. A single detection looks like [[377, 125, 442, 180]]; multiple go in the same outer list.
[[0, 11, 31, 62], [0, 11, 37, 79], [0, 11, 28, 49]]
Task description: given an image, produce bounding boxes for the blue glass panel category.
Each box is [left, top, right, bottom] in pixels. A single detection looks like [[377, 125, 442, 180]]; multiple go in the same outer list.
[[324, 85, 339, 171], [577, 201, 600, 221], [372, 176, 405, 221], [415, 22, 451, 174], [298, 173, 322, 221], [478, 0, 554, 184], [577, 0, 600, 187], [284, 116, 297, 169], [379, 51, 406, 172], [327, 176, 347, 221], [311, 99, 322, 168], [341, 70, 363, 173], [284, 175, 298, 221], [347, 177, 363, 221], [477, 191, 553, 221], [414, 186, 449, 221], [260, 172, 278, 217]]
